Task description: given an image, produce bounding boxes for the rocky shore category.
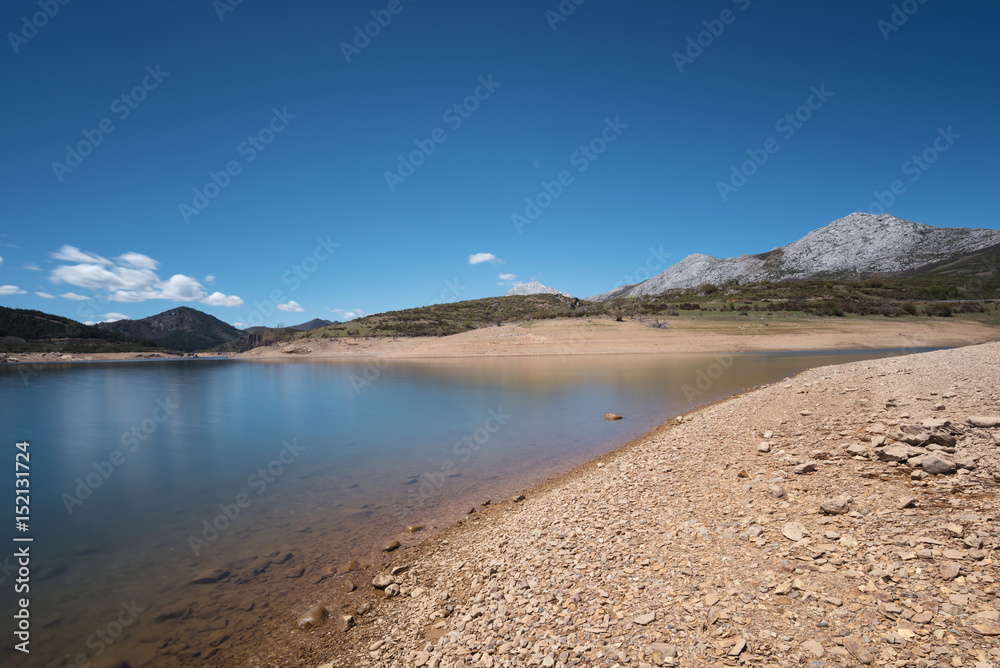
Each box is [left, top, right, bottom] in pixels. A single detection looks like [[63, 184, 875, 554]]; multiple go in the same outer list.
[[308, 342, 1000, 667]]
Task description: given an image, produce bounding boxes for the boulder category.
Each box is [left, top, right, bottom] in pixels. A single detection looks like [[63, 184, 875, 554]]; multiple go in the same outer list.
[[968, 415, 1000, 428], [604, 413, 623, 421], [922, 455, 956, 475], [297, 606, 328, 630], [820, 494, 852, 515]]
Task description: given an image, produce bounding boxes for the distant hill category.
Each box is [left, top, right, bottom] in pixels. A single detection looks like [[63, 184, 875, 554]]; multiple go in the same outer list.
[[244, 318, 338, 334], [589, 213, 1000, 300], [0, 306, 160, 353], [97, 306, 246, 352], [503, 281, 573, 298]]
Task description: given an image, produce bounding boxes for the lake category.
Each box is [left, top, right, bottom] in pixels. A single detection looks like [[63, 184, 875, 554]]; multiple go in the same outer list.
[[0, 349, 928, 666]]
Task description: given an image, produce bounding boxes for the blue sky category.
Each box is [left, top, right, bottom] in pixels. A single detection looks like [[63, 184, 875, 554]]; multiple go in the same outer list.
[[1, 0, 997, 326]]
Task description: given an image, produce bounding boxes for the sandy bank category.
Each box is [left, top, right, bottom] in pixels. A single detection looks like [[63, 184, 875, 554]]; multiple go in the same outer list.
[[237, 316, 1000, 361]]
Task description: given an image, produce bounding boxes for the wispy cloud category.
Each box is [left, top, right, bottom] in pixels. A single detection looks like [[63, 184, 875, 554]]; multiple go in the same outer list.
[[0, 285, 26, 296], [327, 307, 366, 320], [35, 291, 55, 299], [60, 292, 90, 300], [276, 300, 304, 313], [469, 252, 504, 265], [47, 245, 243, 307], [23, 262, 40, 271], [498, 273, 516, 281]]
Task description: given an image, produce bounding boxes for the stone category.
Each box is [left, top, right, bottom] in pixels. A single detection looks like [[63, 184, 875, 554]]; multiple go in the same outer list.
[[767, 483, 787, 499], [384, 584, 400, 597], [512, 494, 525, 503], [604, 413, 623, 421], [337, 614, 355, 632], [728, 637, 747, 656], [944, 523, 964, 537], [921, 455, 956, 475], [297, 606, 328, 629], [843, 637, 873, 664], [876, 444, 919, 463], [801, 640, 824, 658], [846, 443, 868, 457], [647, 643, 678, 658], [757, 442, 771, 453], [782, 521, 807, 542], [634, 612, 656, 625], [968, 415, 1000, 428], [820, 494, 851, 515], [897, 496, 917, 509], [382, 540, 401, 552], [190, 567, 229, 585], [406, 525, 423, 533], [793, 462, 817, 474]]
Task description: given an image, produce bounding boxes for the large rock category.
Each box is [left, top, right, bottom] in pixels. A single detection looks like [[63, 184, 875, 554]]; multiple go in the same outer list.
[[190, 567, 229, 585], [372, 574, 395, 589], [968, 415, 1000, 428], [922, 455, 956, 475], [782, 521, 807, 542], [297, 605, 328, 629], [820, 494, 852, 515], [876, 444, 919, 463]]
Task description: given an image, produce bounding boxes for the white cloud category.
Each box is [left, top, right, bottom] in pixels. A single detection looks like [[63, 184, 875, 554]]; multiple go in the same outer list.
[[24, 262, 40, 271], [0, 285, 26, 295], [204, 274, 216, 284], [51, 245, 112, 266], [0, 256, 3, 265], [327, 307, 366, 320], [276, 300, 304, 313], [102, 313, 129, 322], [498, 273, 516, 281], [60, 292, 89, 300], [35, 291, 55, 299], [469, 252, 504, 265], [116, 252, 159, 270], [232, 322, 245, 328], [47, 245, 242, 307], [202, 292, 244, 307]]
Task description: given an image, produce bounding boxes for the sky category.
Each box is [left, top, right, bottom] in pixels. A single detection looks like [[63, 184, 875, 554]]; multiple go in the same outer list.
[[1, 0, 998, 327]]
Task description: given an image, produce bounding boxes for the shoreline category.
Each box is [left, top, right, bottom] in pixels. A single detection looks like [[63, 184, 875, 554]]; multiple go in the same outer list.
[[295, 341, 1000, 668], [4, 314, 996, 365]]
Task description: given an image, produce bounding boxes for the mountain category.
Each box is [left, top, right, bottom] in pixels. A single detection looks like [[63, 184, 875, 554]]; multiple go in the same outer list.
[[97, 306, 246, 352], [504, 281, 572, 298], [288, 318, 337, 331], [244, 318, 338, 334], [589, 213, 1000, 300], [0, 306, 159, 351]]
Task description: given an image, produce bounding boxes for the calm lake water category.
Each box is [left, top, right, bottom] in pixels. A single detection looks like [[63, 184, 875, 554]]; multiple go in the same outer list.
[[0, 349, 928, 665]]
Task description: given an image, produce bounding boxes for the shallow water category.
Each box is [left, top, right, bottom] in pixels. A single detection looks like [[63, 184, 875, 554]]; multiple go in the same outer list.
[[0, 349, 931, 665]]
